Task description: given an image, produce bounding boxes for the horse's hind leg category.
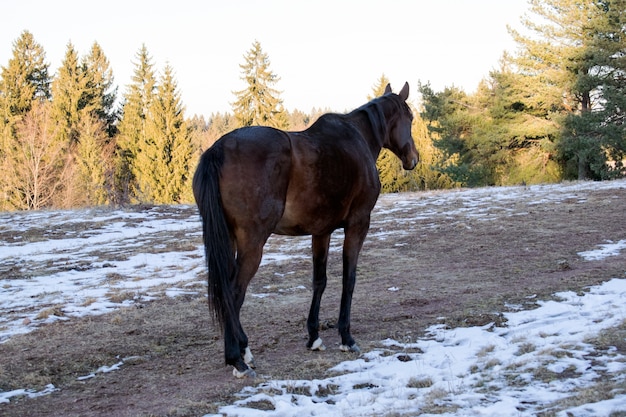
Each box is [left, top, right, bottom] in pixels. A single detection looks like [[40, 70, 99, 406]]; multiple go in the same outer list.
[[227, 238, 265, 378], [337, 223, 369, 354]]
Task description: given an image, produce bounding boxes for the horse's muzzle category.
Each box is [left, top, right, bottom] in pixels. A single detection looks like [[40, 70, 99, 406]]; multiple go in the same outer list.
[[403, 152, 419, 170]]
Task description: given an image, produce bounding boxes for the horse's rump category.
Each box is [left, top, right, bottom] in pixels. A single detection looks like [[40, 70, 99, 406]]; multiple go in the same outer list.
[[217, 127, 293, 237]]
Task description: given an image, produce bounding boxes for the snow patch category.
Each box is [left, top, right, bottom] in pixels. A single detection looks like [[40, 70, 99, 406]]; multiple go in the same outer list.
[[578, 239, 626, 261]]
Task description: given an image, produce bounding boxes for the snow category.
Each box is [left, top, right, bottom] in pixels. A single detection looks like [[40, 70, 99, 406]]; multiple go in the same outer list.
[[208, 278, 626, 417], [0, 206, 207, 343], [579, 240, 626, 261], [1, 179, 626, 414]]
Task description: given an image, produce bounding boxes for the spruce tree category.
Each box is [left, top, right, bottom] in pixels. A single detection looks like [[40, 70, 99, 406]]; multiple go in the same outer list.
[[232, 41, 288, 128], [115, 44, 157, 203], [49, 42, 118, 206], [0, 31, 51, 118], [0, 30, 51, 151], [136, 65, 193, 203], [51, 42, 85, 145], [74, 111, 111, 205], [83, 42, 118, 137]]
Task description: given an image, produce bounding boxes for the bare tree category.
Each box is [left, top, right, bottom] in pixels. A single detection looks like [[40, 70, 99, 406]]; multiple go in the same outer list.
[[3, 101, 70, 210]]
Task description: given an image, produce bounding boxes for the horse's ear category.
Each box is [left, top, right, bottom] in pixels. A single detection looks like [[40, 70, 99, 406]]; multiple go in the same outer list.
[[383, 83, 392, 95], [399, 82, 409, 101]]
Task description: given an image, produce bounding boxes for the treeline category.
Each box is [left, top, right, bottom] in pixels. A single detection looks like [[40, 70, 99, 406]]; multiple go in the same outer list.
[[0, 35, 327, 211], [419, 0, 626, 187], [1, 0, 624, 211]]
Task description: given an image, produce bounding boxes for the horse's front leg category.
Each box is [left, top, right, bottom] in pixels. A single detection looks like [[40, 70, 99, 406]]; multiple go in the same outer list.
[[306, 234, 331, 351], [338, 224, 369, 354]]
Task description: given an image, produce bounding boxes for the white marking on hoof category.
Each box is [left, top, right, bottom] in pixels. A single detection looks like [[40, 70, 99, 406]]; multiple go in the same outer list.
[[243, 347, 255, 368], [233, 367, 257, 379], [340, 344, 361, 353], [310, 338, 326, 351]]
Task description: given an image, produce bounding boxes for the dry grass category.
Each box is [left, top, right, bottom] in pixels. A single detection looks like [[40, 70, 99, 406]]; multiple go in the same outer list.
[[407, 376, 434, 389], [35, 306, 65, 320]]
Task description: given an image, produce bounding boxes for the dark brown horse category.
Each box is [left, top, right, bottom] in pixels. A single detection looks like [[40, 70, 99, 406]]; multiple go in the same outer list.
[[193, 83, 418, 378]]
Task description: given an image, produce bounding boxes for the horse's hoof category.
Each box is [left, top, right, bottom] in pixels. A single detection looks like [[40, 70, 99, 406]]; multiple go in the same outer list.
[[245, 358, 257, 369], [233, 367, 257, 379], [340, 343, 361, 354], [243, 347, 256, 369], [309, 337, 326, 351]]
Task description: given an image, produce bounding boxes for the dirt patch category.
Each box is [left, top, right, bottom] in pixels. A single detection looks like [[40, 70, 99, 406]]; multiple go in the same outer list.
[[1, 183, 625, 416]]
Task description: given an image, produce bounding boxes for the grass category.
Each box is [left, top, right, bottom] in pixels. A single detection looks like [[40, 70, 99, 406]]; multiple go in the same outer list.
[[587, 319, 626, 354], [35, 306, 65, 320], [407, 376, 434, 389], [105, 289, 137, 304], [515, 342, 536, 356]]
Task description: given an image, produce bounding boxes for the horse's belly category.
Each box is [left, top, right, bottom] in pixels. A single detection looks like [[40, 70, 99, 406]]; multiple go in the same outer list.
[[273, 201, 312, 235], [273, 198, 346, 236], [273, 222, 309, 236]]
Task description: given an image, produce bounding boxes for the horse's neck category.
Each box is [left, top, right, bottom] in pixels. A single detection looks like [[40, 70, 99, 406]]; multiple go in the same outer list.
[[347, 109, 385, 162]]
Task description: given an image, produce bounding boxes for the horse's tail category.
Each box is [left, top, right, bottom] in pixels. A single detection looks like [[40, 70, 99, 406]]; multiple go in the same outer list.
[[192, 144, 237, 331]]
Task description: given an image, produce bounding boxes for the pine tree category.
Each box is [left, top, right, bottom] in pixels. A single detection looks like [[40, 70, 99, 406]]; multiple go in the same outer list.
[[486, 66, 562, 184], [136, 65, 193, 203], [115, 44, 157, 203], [418, 66, 563, 188], [560, 0, 626, 178], [232, 41, 288, 128], [507, 0, 625, 179], [419, 82, 490, 187]]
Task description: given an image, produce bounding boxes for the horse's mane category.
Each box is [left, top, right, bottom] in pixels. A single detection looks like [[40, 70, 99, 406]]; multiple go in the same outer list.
[[306, 94, 404, 146], [350, 93, 405, 147]]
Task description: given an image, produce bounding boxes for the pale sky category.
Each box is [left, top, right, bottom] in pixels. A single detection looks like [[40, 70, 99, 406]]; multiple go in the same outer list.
[[2, 0, 530, 117]]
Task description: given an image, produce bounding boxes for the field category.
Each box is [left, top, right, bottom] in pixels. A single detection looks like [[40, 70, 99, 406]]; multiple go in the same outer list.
[[1, 180, 626, 416]]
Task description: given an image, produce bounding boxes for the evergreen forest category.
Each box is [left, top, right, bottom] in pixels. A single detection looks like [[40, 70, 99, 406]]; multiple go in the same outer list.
[[1, 0, 624, 211]]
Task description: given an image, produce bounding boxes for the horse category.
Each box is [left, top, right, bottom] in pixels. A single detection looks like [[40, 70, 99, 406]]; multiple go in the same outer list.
[[193, 83, 418, 378]]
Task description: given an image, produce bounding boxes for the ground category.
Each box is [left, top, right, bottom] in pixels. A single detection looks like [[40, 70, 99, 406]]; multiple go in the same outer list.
[[1, 181, 625, 416]]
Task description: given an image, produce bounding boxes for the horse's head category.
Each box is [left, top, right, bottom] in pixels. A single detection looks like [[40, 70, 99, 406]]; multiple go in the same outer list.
[[382, 82, 419, 170]]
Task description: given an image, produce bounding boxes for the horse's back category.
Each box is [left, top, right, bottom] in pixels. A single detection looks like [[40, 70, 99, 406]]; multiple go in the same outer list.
[[212, 121, 380, 238]]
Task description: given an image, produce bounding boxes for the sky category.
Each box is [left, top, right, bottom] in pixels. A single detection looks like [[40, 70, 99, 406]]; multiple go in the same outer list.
[[2, 0, 530, 117]]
